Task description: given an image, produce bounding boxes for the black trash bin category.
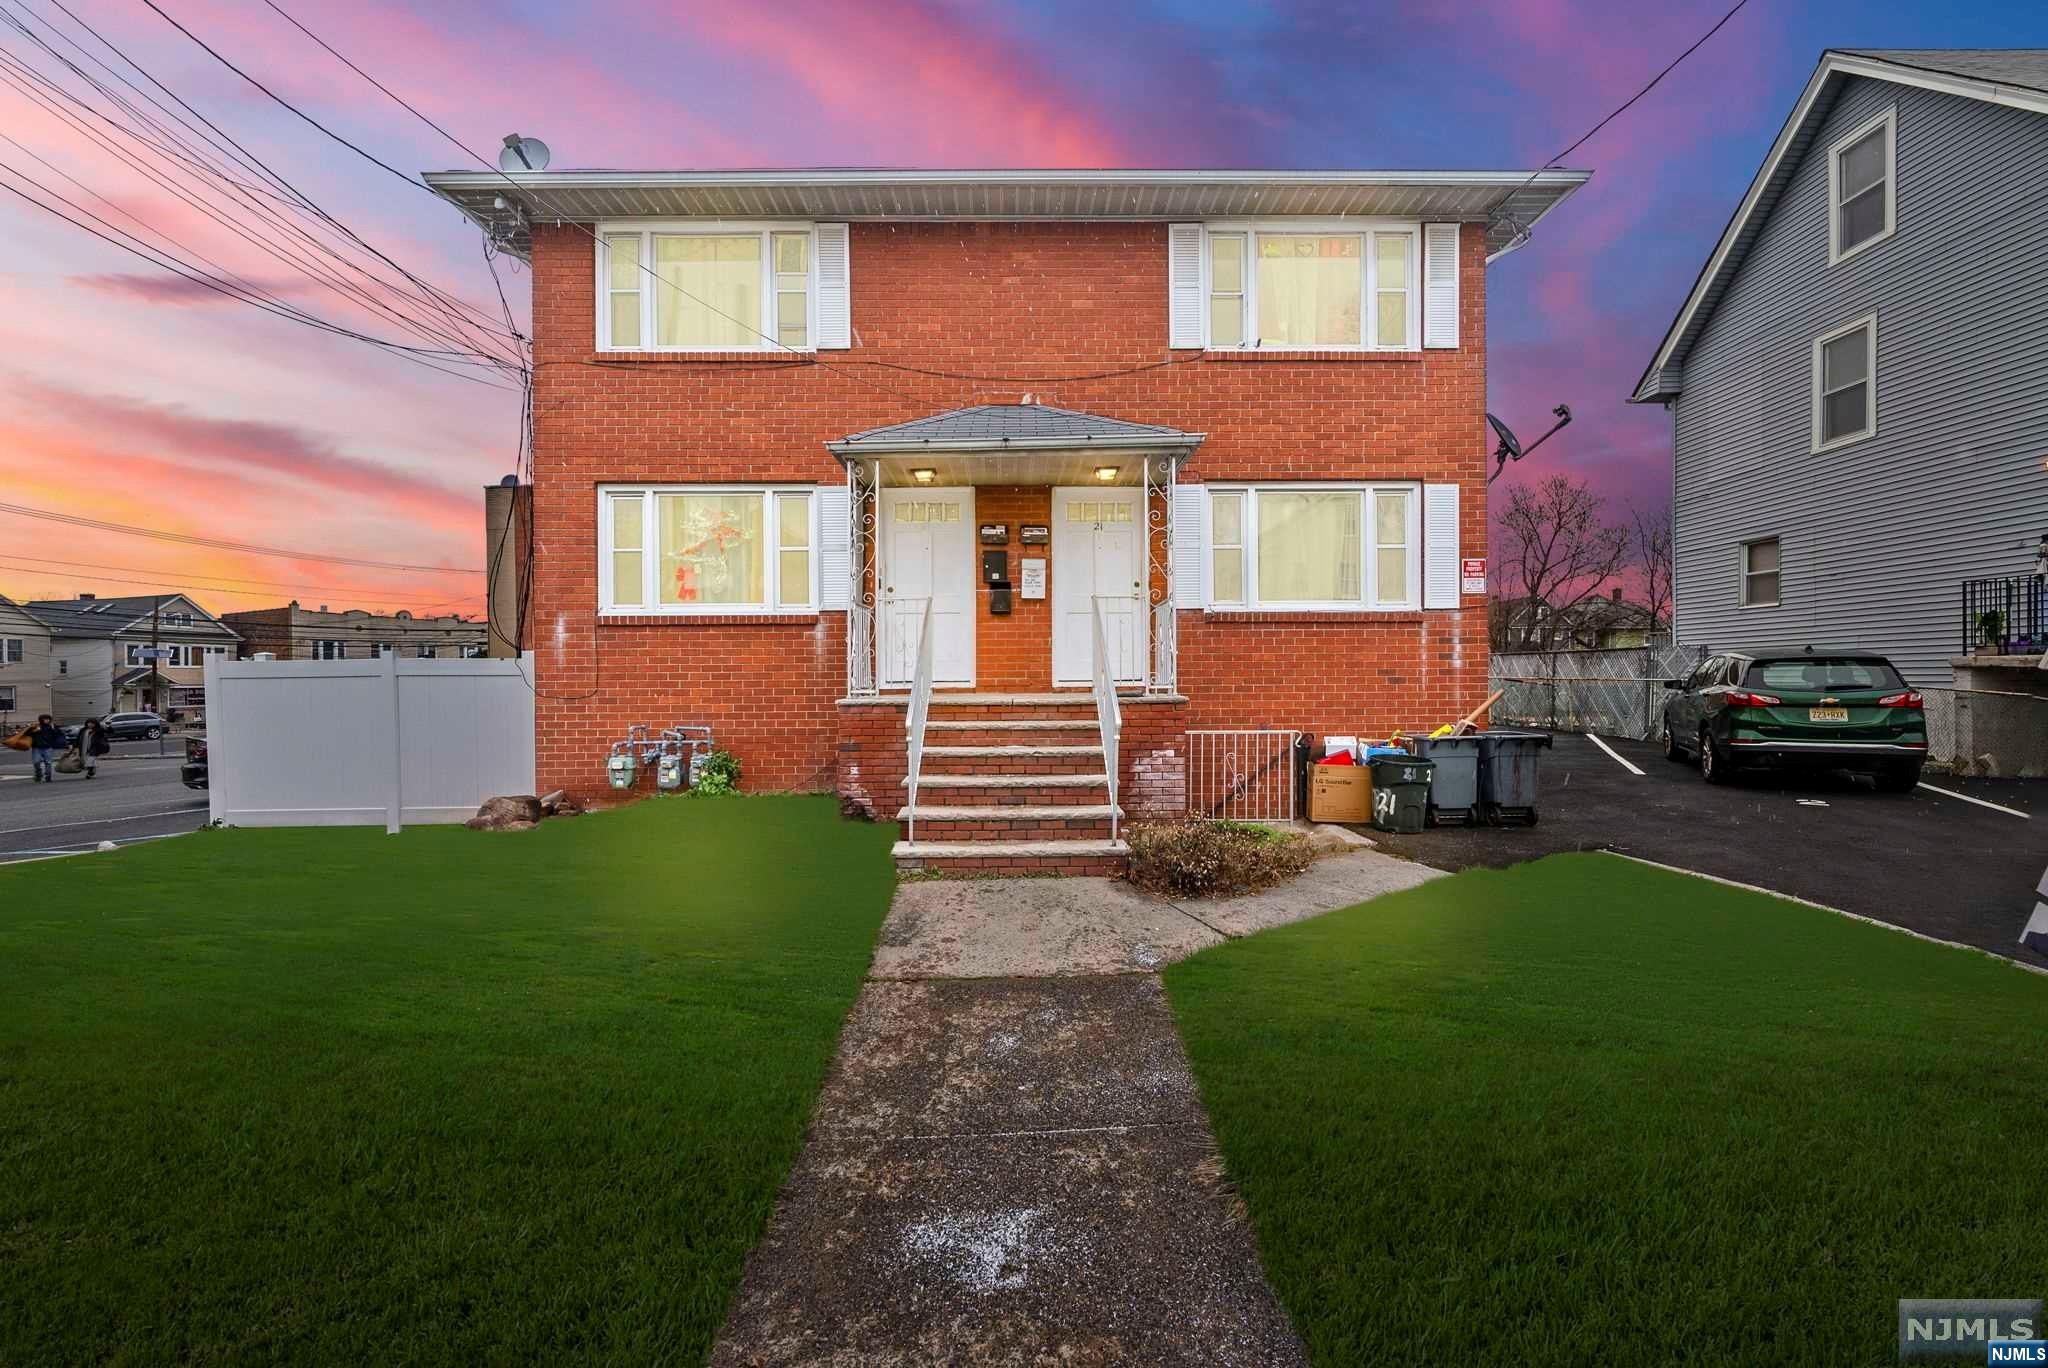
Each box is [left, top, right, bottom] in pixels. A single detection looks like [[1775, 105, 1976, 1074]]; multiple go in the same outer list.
[[1477, 730, 1552, 825], [1404, 734, 1483, 825], [1368, 754, 1434, 834]]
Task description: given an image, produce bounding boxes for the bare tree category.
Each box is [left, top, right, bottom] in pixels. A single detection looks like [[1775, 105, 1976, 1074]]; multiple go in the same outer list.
[[1632, 496, 1673, 638], [1490, 476, 1631, 650]]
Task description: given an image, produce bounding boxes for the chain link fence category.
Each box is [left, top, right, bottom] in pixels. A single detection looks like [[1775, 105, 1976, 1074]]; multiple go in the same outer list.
[[1490, 644, 1708, 741]]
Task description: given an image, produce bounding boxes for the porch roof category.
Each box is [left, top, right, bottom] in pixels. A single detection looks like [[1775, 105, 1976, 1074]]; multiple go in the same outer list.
[[828, 404, 1201, 486]]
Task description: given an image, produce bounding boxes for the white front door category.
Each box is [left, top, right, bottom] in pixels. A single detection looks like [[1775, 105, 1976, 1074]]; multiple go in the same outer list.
[[1052, 487, 1145, 686], [881, 488, 974, 688]]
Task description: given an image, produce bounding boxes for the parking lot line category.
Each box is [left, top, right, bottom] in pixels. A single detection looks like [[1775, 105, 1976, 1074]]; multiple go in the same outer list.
[[1585, 733, 1646, 777], [1915, 782, 2031, 820]]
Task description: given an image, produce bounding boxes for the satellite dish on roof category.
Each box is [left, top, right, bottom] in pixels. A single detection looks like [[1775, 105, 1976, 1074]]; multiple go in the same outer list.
[[498, 135, 550, 173]]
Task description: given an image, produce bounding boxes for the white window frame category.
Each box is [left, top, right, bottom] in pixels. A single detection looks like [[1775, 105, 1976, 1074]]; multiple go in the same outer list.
[[1827, 105, 1896, 267], [1811, 312, 1878, 452], [1739, 537, 1782, 609], [312, 639, 345, 661], [598, 485, 819, 616], [0, 637, 21, 665], [1199, 220, 1422, 353], [1202, 483, 1423, 611], [596, 221, 820, 354]]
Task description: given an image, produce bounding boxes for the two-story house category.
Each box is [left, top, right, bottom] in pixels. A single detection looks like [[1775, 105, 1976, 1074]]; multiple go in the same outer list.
[[1633, 49, 2048, 685], [26, 594, 240, 722], [221, 603, 488, 661], [427, 168, 1587, 871], [0, 595, 55, 726]]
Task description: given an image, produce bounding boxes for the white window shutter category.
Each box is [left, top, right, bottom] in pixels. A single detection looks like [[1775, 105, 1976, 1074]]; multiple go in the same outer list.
[[1170, 483, 1205, 605], [1168, 224, 1204, 349], [815, 223, 851, 349], [1423, 223, 1459, 350], [816, 485, 851, 608], [1423, 482, 1460, 608]]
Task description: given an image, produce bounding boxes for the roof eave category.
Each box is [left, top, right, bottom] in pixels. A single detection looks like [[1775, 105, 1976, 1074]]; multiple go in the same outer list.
[[828, 433, 1205, 458]]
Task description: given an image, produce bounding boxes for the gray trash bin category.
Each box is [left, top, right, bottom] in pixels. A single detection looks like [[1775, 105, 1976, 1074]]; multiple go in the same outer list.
[[1477, 730, 1552, 826], [1405, 734, 1482, 826]]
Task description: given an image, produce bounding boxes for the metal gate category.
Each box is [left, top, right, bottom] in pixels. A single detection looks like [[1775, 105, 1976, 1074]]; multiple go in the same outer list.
[[1185, 730, 1301, 822]]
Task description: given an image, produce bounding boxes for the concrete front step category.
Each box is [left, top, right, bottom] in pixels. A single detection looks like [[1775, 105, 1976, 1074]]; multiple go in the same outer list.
[[923, 720, 1099, 747], [892, 838, 1130, 876], [907, 773, 1109, 806], [925, 719, 1096, 730], [920, 744, 1106, 778], [896, 804, 1120, 843]]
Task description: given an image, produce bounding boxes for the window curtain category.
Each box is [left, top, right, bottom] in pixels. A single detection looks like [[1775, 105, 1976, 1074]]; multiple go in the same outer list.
[[1256, 236, 1360, 347], [659, 494, 764, 605], [654, 236, 760, 347], [1258, 492, 1362, 602]]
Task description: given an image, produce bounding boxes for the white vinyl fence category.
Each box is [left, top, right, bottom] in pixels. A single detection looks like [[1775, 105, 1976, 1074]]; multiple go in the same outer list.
[[206, 653, 535, 831]]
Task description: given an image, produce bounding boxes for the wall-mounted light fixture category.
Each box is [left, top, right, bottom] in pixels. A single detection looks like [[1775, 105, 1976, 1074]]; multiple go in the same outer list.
[[911, 468, 937, 484]]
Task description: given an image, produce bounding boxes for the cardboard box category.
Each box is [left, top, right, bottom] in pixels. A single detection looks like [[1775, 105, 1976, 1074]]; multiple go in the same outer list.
[[1309, 764, 1371, 823]]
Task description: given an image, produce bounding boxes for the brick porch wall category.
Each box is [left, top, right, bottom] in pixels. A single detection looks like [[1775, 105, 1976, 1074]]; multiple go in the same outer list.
[[528, 219, 1491, 804]]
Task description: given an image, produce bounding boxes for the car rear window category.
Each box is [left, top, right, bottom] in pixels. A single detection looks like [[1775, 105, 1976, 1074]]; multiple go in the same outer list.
[[1744, 658, 1904, 691]]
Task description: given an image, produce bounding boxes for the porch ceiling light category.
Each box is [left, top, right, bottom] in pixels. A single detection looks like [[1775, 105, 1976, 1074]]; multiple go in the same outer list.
[[1094, 466, 1119, 482], [911, 468, 937, 484]]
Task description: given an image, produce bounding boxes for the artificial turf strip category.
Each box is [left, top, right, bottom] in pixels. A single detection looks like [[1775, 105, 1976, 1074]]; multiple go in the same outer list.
[[1162, 852, 2048, 1367], [0, 797, 896, 1365]]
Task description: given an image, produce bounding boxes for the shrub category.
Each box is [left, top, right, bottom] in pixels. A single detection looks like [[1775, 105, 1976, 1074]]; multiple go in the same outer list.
[[690, 749, 741, 796], [1127, 820, 1314, 898]]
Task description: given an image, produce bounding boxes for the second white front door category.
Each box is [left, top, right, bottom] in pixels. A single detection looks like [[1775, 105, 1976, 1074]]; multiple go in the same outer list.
[[881, 488, 974, 688], [1052, 487, 1145, 686]]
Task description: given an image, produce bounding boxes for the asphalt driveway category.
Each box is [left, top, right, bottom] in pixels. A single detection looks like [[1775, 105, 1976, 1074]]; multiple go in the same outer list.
[[1368, 733, 2046, 970]]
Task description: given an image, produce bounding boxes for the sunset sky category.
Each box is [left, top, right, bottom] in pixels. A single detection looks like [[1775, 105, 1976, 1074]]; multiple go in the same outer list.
[[3, 0, 2042, 619]]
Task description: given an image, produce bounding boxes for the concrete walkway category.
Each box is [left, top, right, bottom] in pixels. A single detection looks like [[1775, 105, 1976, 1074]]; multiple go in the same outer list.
[[712, 848, 1441, 1366]]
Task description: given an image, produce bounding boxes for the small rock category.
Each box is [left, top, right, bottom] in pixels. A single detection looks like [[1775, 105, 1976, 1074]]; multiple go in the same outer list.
[[542, 792, 585, 817], [467, 794, 543, 831], [96, 840, 118, 852]]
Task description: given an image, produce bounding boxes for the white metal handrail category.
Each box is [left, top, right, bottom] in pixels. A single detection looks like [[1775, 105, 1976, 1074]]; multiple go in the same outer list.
[[902, 597, 936, 844], [1090, 596, 1122, 842]]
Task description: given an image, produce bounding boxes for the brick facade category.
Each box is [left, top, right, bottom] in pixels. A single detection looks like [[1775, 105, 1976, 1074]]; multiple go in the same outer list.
[[528, 219, 1491, 805]]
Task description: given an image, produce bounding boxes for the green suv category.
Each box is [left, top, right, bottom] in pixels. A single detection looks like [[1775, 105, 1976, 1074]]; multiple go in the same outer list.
[[1660, 650, 1928, 791]]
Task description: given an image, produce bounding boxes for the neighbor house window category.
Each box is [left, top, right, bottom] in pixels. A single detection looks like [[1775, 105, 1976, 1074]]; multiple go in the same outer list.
[[416, 645, 437, 659], [599, 225, 817, 352], [0, 685, 13, 710], [1204, 225, 1417, 351], [600, 487, 817, 615], [371, 641, 394, 657], [1, 637, 20, 664], [1829, 106, 1895, 263], [313, 639, 345, 660], [1813, 314, 1877, 450], [1206, 485, 1420, 610], [1741, 538, 1781, 607]]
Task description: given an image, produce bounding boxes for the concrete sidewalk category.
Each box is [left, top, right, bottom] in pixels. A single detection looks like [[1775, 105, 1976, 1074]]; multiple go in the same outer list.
[[712, 849, 1439, 1366]]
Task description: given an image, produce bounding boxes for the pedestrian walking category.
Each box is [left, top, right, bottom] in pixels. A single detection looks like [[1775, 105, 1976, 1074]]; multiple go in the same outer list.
[[78, 716, 110, 779], [26, 714, 65, 783]]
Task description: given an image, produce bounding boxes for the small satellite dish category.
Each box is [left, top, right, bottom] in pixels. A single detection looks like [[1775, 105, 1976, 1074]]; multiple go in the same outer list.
[[498, 135, 550, 173]]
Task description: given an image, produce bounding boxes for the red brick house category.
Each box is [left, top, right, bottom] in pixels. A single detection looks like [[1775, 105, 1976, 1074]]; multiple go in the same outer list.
[[426, 169, 1586, 871]]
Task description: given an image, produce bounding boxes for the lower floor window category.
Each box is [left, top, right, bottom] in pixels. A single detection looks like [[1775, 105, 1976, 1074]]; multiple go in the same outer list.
[[1208, 484, 1419, 609], [601, 486, 816, 614]]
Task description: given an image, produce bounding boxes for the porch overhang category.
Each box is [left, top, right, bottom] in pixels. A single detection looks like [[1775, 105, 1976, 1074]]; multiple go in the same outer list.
[[827, 403, 1203, 485]]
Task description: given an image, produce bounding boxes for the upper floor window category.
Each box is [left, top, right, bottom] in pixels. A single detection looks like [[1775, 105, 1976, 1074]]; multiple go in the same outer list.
[[1199, 225, 1418, 351], [312, 639, 345, 660], [599, 223, 844, 352], [1204, 484, 1420, 610], [1812, 313, 1877, 451], [1828, 107, 1895, 264], [1, 637, 21, 664], [600, 486, 817, 615]]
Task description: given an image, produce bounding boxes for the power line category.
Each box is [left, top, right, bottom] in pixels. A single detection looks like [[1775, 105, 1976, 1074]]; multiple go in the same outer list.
[[0, 501, 484, 574]]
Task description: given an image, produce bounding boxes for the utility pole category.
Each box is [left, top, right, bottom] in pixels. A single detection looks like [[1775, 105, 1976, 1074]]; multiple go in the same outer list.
[[150, 594, 164, 757]]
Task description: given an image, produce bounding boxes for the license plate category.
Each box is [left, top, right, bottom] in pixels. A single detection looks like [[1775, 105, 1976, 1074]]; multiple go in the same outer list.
[[1809, 706, 1849, 723]]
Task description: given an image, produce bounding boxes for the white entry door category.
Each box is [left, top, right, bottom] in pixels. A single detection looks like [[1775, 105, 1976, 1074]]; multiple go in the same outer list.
[[1052, 487, 1145, 687], [881, 488, 974, 688]]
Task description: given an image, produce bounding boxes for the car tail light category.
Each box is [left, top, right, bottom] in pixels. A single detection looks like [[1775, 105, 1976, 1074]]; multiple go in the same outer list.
[[1877, 691, 1923, 709], [1724, 690, 1782, 708]]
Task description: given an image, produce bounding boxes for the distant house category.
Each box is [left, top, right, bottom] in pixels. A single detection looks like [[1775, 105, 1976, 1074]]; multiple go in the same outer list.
[[1633, 49, 2048, 682], [220, 602, 489, 661], [0, 595, 55, 725], [1493, 588, 1669, 652], [25, 594, 240, 721]]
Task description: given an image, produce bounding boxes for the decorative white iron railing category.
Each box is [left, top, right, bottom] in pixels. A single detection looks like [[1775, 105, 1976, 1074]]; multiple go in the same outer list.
[[1090, 595, 1122, 842], [1185, 729, 1302, 823], [902, 597, 936, 844]]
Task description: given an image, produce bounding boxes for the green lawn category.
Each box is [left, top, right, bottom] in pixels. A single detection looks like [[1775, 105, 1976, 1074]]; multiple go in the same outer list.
[[1164, 853, 2048, 1366], [0, 798, 895, 1365]]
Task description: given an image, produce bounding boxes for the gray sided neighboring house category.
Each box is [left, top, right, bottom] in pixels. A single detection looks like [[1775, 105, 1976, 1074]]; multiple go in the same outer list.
[[1635, 49, 2048, 685]]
